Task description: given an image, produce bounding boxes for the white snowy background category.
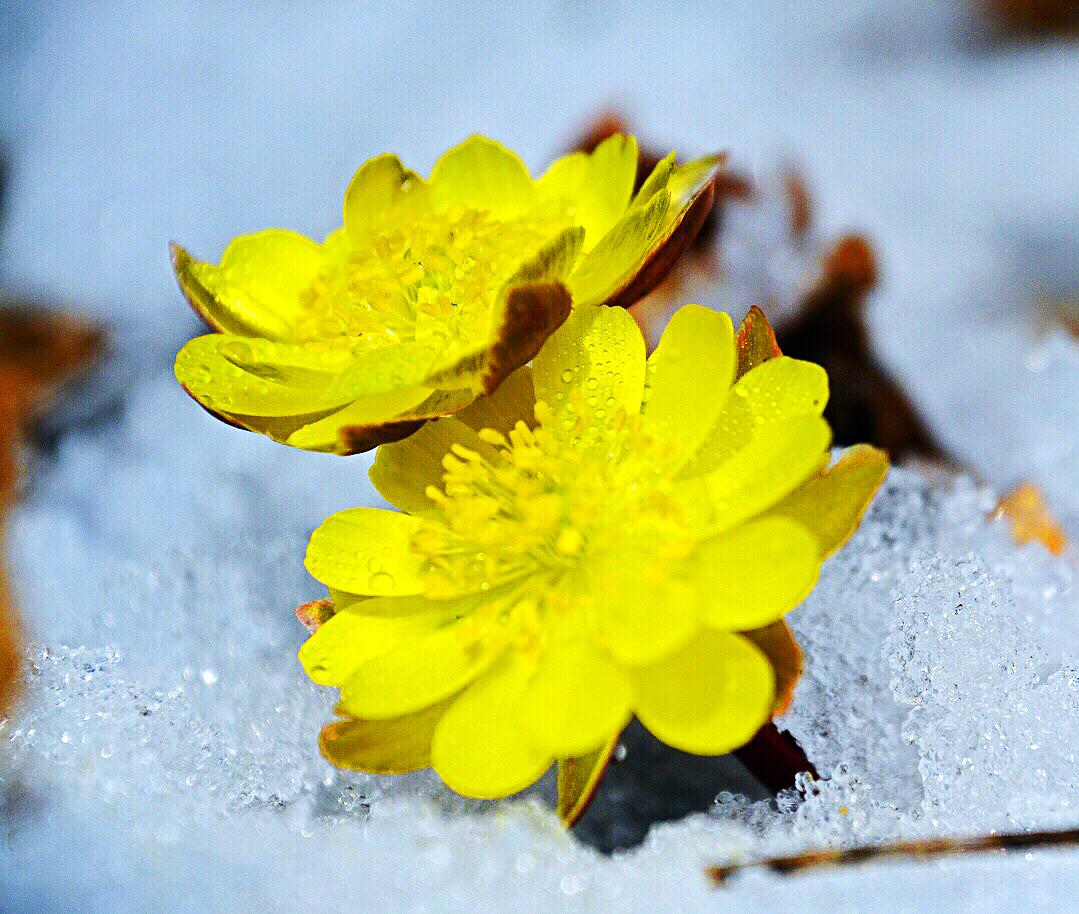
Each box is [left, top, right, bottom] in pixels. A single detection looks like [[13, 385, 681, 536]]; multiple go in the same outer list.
[[0, 1, 1077, 911]]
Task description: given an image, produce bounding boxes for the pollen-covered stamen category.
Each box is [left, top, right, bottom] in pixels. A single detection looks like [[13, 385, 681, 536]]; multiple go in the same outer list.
[[411, 398, 702, 606], [292, 207, 569, 344]]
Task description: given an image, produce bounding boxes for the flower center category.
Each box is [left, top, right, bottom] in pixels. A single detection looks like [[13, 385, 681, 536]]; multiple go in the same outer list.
[[292, 207, 568, 347], [412, 400, 700, 604]]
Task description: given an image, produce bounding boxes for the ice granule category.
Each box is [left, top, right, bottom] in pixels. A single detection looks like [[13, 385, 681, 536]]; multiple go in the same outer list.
[[889, 552, 1079, 832]]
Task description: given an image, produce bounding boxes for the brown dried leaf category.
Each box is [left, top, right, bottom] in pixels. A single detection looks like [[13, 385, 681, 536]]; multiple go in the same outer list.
[[976, 0, 1079, 35], [993, 483, 1068, 556], [741, 621, 803, 717], [779, 235, 945, 460], [735, 305, 783, 378], [0, 569, 19, 716], [557, 733, 620, 827], [783, 168, 814, 240], [295, 598, 336, 634], [0, 301, 103, 716]]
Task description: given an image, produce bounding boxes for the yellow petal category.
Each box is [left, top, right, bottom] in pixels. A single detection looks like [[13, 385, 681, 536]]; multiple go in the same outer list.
[[326, 589, 366, 613], [321, 226, 350, 256], [430, 656, 552, 798], [667, 154, 726, 210], [343, 153, 429, 243], [298, 603, 449, 686], [539, 136, 638, 249], [190, 405, 342, 445], [520, 640, 632, 758], [568, 153, 724, 310], [767, 444, 888, 559], [285, 384, 432, 452], [428, 135, 535, 219], [677, 386, 755, 479], [175, 334, 356, 417], [536, 151, 587, 204], [304, 508, 429, 595], [171, 232, 328, 338], [703, 415, 832, 531], [532, 304, 646, 446], [333, 387, 476, 457], [631, 152, 676, 207], [573, 134, 638, 250], [326, 341, 445, 401], [370, 416, 496, 516], [455, 366, 535, 435], [682, 355, 828, 477], [695, 517, 820, 630], [339, 594, 519, 719], [643, 305, 735, 471], [567, 189, 671, 308], [589, 553, 699, 667], [319, 700, 452, 774], [633, 630, 774, 756], [422, 228, 582, 394], [324, 592, 439, 616], [736, 356, 829, 426]]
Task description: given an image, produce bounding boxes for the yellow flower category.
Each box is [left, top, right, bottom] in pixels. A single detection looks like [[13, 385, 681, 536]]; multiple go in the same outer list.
[[172, 136, 722, 454], [297, 303, 887, 801]]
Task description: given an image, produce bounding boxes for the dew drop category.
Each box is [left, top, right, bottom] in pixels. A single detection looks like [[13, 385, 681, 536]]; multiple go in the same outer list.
[[369, 571, 395, 590]]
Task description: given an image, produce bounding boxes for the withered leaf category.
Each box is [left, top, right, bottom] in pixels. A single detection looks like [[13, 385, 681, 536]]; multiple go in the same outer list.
[[0, 300, 103, 715], [993, 483, 1068, 556], [778, 235, 945, 461], [295, 598, 336, 634], [557, 732, 621, 828], [741, 621, 803, 718], [977, 0, 1079, 35], [735, 305, 783, 379]]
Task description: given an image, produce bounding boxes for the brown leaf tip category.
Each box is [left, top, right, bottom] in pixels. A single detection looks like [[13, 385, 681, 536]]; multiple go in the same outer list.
[[993, 483, 1068, 556], [295, 598, 335, 633], [823, 235, 878, 297]]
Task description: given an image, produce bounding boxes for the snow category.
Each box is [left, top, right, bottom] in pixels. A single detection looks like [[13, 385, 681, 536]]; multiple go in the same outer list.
[[1, 0, 1078, 910]]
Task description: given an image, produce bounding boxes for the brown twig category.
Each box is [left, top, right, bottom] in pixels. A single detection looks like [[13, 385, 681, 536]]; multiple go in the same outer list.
[[709, 827, 1079, 885]]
